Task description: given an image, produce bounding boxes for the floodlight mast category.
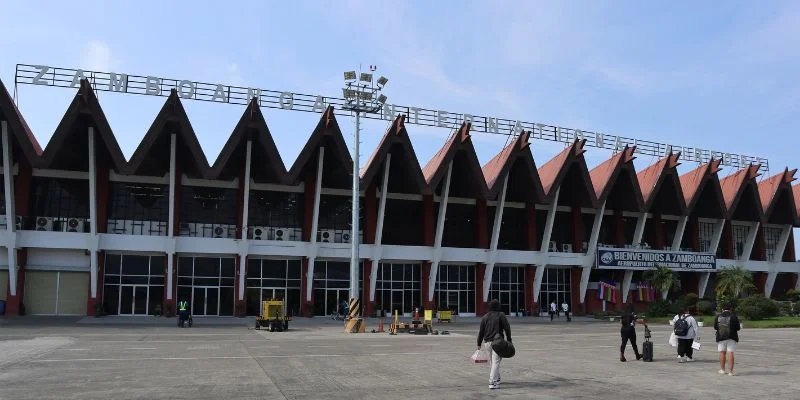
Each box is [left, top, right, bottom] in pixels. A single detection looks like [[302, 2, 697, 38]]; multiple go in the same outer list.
[[342, 65, 387, 306]]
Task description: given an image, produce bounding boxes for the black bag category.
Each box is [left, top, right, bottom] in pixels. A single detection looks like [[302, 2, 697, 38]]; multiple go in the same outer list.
[[674, 315, 690, 336], [491, 335, 516, 358], [642, 341, 653, 362]]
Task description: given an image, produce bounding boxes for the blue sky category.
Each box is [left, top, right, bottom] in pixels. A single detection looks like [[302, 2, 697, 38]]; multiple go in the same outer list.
[[1, 1, 798, 251]]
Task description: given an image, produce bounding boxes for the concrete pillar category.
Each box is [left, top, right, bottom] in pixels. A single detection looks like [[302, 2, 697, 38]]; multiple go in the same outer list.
[[5, 158, 31, 316], [525, 265, 536, 314]]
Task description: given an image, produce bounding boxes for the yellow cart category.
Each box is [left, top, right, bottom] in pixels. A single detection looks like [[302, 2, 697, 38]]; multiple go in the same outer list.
[[255, 300, 292, 332]]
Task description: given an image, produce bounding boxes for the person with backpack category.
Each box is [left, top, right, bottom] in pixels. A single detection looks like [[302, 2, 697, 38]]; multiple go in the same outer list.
[[619, 304, 643, 362], [671, 308, 699, 362], [477, 299, 512, 390], [714, 303, 741, 376]]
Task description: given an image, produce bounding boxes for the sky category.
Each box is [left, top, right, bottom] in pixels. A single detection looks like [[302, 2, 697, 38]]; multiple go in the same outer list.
[[0, 0, 798, 252]]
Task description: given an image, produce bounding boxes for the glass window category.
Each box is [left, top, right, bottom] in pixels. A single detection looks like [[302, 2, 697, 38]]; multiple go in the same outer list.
[[263, 260, 287, 279], [178, 257, 194, 277], [194, 258, 220, 277], [105, 254, 122, 275], [121, 255, 150, 276], [221, 258, 235, 278], [150, 257, 165, 276], [247, 259, 262, 279]]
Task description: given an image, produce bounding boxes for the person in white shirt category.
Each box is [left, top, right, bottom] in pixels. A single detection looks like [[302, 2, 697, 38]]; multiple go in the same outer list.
[[549, 302, 557, 321], [671, 308, 700, 362], [561, 301, 571, 322]]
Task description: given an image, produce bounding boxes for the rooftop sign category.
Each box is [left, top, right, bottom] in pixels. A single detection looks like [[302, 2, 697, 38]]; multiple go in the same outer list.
[[14, 64, 769, 173]]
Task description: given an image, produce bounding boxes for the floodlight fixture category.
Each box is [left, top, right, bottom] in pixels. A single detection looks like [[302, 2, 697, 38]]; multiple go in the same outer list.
[[377, 76, 388, 87], [344, 71, 356, 81], [360, 73, 373, 83], [377, 94, 387, 104]]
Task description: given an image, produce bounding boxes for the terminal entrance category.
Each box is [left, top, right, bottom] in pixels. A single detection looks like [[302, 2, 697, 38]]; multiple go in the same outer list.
[[191, 286, 219, 316], [538, 267, 572, 316]]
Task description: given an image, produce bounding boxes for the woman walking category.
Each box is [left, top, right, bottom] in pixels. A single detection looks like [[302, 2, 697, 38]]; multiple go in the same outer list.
[[620, 304, 643, 362]]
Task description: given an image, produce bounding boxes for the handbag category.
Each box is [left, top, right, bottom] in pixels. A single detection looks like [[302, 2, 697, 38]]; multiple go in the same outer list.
[[691, 341, 701, 351], [668, 332, 678, 347], [491, 334, 516, 358]]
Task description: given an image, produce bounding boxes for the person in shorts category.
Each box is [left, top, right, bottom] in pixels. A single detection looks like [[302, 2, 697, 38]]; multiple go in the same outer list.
[[714, 303, 741, 376]]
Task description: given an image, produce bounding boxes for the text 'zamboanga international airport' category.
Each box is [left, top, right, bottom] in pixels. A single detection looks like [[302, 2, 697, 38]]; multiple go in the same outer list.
[[0, 66, 799, 320]]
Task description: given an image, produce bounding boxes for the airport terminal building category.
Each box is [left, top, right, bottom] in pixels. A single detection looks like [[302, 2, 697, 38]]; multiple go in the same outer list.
[[1, 79, 799, 318]]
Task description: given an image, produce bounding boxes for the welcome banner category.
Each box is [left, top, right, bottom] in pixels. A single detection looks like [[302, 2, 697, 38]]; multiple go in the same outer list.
[[596, 247, 716, 271]]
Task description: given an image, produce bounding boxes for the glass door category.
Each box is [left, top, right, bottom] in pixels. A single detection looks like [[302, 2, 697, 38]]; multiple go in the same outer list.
[[192, 287, 221, 316], [119, 285, 148, 315], [499, 291, 511, 315], [193, 287, 206, 316]]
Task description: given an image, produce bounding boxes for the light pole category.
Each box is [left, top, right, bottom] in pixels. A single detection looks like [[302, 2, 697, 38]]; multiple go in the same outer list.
[[342, 66, 388, 304]]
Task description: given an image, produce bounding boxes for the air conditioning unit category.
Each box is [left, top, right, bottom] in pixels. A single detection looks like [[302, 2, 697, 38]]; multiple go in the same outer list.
[[15, 216, 24, 230], [64, 218, 84, 233], [250, 226, 268, 240], [212, 225, 227, 238], [562, 243, 573, 253], [319, 229, 335, 243], [35, 217, 54, 231], [341, 231, 352, 244], [272, 227, 289, 241]]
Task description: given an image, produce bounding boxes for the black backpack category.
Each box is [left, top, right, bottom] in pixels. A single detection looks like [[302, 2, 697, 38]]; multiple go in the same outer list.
[[674, 315, 690, 336], [717, 315, 731, 341]]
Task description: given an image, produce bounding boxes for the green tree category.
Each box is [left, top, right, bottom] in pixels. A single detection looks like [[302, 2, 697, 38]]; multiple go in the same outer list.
[[716, 266, 755, 298], [644, 265, 680, 300]]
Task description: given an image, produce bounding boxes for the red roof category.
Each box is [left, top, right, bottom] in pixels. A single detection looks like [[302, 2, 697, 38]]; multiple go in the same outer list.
[[0, 79, 43, 163], [287, 106, 352, 185], [719, 164, 763, 219], [481, 131, 545, 202], [679, 159, 723, 210], [359, 114, 428, 194], [421, 122, 488, 198], [794, 184, 800, 223], [538, 139, 596, 205]]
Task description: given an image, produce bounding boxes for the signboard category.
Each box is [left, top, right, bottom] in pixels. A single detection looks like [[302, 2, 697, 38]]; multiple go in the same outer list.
[[596, 247, 716, 271], [12, 63, 769, 173]]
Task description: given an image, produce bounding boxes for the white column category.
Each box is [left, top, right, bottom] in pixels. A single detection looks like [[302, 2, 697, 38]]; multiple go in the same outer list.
[[699, 218, 726, 299], [483, 174, 509, 302], [1, 121, 18, 297], [671, 216, 688, 251], [632, 213, 648, 246], [621, 270, 634, 302], [533, 187, 559, 302], [87, 127, 98, 299], [427, 160, 453, 302], [238, 140, 252, 301], [580, 201, 606, 303], [740, 221, 760, 262], [305, 147, 325, 302], [369, 153, 391, 302], [166, 133, 177, 301], [764, 224, 792, 298]]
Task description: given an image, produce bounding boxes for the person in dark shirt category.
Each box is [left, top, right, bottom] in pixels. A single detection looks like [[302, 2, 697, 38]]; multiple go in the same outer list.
[[714, 303, 741, 376], [477, 299, 512, 390], [619, 304, 643, 362]]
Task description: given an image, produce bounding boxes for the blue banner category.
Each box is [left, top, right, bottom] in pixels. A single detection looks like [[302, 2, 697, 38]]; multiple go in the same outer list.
[[596, 247, 716, 271]]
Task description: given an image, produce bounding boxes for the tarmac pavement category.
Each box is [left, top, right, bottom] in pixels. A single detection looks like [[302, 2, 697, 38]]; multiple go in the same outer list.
[[0, 315, 798, 399]]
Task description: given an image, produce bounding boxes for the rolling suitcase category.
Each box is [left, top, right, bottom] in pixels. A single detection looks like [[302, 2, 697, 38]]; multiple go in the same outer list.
[[642, 324, 653, 362]]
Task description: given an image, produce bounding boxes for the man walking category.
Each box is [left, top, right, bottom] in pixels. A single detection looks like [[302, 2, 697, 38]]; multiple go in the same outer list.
[[620, 304, 643, 362], [477, 299, 512, 390], [714, 303, 741, 376], [561, 301, 571, 322], [550, 301, 557, 321], [672, 308, 699, 362]]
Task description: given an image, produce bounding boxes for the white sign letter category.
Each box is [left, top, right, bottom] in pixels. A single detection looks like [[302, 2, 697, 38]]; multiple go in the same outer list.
[[178, 80, 196, 99], [383, 104, 396, 120], [312, 96, 326, 113], [664, 144, 672, 156], [410, 107, 421, 124], [463, 114, 473, 125], [740, 155, 748, 166], [437, 110, 450, 127], [694, 148, 702, 163], [279, 92, 293, 109], [146, 76, 161, 95], [487, 118, 499, 133], [596, 133, 605, 148], [108, 73, 128, 92], [70, 70, 87, 88], [512, 121, 524, 135], [247, 88, 261, 103], [212, 85, 229, 102], [574, 129, 585, 142], [614, 136, 624, 151], [32, 65, 50, 85]]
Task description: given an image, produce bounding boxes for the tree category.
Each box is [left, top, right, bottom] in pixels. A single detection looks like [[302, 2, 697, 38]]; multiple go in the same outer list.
[[716, 266, 755, 298], [644, 265, 680, 300]]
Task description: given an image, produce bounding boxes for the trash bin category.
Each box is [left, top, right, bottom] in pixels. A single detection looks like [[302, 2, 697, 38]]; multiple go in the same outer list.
[[0, 300, 6, 316]]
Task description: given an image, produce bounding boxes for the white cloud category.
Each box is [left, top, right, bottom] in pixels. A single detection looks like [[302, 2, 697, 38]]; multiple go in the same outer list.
[[83, 40, 115, 71]]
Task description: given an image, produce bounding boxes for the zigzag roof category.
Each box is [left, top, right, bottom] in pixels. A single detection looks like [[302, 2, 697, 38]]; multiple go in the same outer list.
[[360, 115, 428, 194], [481, 131, 544, 202], [422, 123, 488, 199], [286, 106, 352, 188], [719, 164, 764, 220], [589, 146, 644, 211], [0, 79, 43, 165], [637, 152, 687, 214], [538, 139, 596, 206]]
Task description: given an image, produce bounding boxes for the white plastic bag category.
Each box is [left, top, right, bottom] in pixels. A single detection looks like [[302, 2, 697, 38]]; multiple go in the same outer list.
[[669, 332, 678, 347], [471, 348, 488, 363], [691, 341, 701, 351]]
